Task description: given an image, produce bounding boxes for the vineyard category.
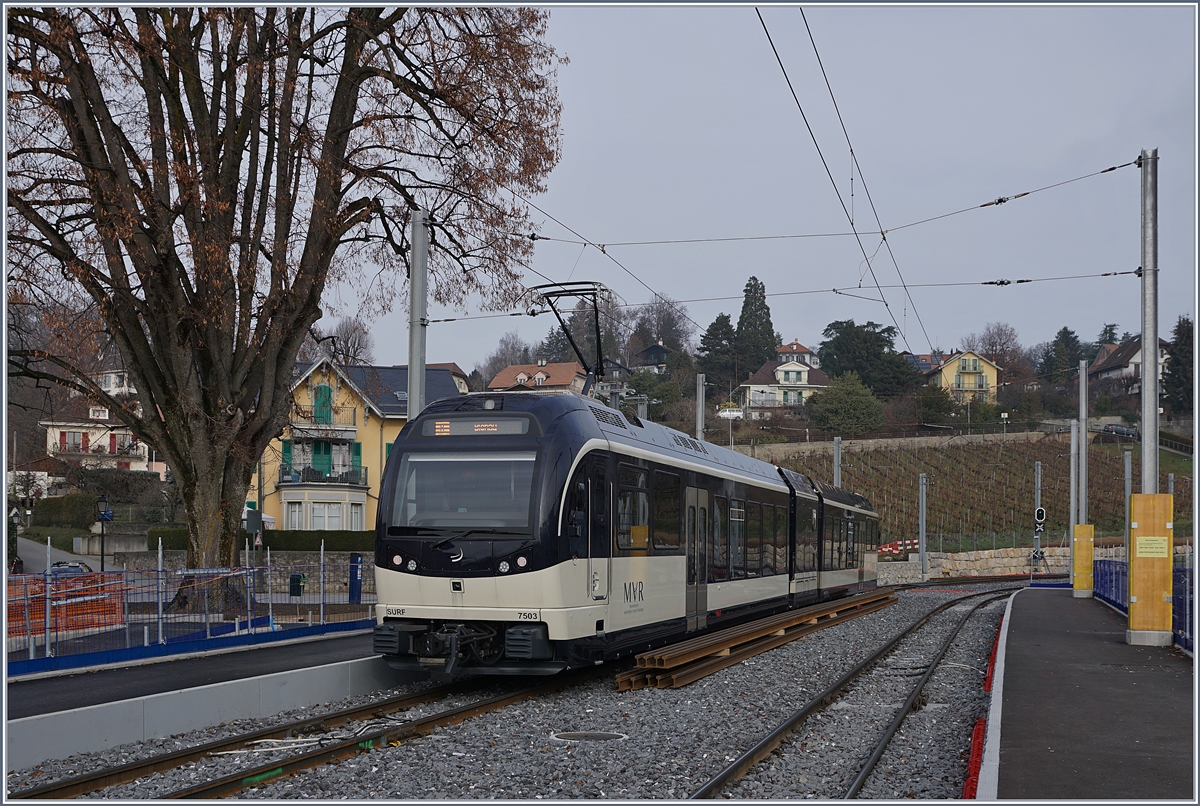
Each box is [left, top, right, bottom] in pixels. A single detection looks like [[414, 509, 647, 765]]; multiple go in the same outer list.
[[779, 435, 1192, 551]]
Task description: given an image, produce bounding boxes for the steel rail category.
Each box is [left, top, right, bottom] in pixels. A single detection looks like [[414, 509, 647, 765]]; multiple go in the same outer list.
[[843, 591, 1015, 798], [689, 586, 1020, 799], [162, 665, 610, 799], [7, 678, 483, 800]]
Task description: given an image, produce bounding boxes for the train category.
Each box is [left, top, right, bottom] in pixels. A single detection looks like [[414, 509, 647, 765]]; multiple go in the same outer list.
[[372, 391, 881, 676]]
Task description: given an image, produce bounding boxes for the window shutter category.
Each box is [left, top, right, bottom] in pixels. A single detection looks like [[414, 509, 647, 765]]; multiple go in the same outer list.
[[110, 434, 117, 453], [81, 433, 89, 452], [59, 431, 66, 450], [353, 442, 362, 467], [386, 442, 393, 460], [282, 439, 292, 468]]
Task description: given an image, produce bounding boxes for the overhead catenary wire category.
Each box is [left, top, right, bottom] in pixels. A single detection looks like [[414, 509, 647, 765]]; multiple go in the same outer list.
[[755, 7, 910, 352], [425, 269, 1137, 323], [512, 159, 1136, 249], [799, 6, 934, 354]]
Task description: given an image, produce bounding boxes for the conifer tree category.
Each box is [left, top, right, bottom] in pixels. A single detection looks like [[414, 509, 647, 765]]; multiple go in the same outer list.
[[734, 277, 778, 382], [1163, 315, 1192, 414]]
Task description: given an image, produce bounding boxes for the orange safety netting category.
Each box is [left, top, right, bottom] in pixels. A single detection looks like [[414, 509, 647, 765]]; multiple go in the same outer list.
[[7, 573, 126, 638]]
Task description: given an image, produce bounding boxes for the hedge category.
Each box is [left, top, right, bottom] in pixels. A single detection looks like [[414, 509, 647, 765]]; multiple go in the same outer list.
[[146, 528, 375, 553], [31, 494, 100, 529]]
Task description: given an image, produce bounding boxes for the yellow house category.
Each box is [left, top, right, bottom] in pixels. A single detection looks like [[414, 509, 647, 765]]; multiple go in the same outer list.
[[926, 350, 1001, 403], [250, 359, 465, 532]]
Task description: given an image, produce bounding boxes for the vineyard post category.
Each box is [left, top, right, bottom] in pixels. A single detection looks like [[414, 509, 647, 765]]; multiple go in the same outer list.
[[918, 473, 928, 577], [1124, 450, 1133, 558]]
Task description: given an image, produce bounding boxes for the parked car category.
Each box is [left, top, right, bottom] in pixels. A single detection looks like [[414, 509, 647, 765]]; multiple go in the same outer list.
[[49, 560, 94, 574], [1103, 423, 1140, 439]]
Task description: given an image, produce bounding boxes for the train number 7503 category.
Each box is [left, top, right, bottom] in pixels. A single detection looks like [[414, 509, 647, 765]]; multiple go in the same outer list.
[[516, 611, 539, 620]]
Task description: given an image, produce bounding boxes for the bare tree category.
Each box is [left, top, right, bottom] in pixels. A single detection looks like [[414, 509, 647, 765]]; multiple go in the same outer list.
[[961, 322, 1029, 380], [7, 8, 563, 566], [297, 317, 376, 366], [474, 331, 534, 388]]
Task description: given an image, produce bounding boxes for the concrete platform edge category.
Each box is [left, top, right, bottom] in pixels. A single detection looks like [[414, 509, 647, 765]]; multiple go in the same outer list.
[[5, 654, 403, 772], [976, 587, 1021, 800]]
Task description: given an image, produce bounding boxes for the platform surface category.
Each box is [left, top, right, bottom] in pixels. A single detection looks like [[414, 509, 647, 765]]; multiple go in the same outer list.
[[5, 632, 375, 720], [996, 587, 1194, 800]]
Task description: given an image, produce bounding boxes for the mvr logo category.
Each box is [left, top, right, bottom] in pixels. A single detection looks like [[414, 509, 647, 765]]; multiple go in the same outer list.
[[623, 581, 644, 603]]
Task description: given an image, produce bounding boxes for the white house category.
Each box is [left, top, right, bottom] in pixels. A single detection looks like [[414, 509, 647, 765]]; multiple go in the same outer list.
[[735, 360, 830, 419], [1086, 335, 1171, 395]]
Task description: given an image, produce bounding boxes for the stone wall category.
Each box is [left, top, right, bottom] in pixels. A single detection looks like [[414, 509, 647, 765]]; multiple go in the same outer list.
[[735, 429, 1065, 463], [877, 546, 1070, 584]]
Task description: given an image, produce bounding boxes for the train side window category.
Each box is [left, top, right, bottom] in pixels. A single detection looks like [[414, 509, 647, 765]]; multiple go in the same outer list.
[[566, 467, 587, 559], [652, 471, 682, 551], [711, 497, 728, 582], [616, 464, 650, 551], [761, 505, 774, 576], [590, 459, 609, 560], [729, 500, 745, 579], [745, 503, 761, 578], [822, 514, 834, 571], [846, 518, 856, 567]]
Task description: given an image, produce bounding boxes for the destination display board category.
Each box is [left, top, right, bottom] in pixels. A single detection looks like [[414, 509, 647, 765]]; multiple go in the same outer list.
[[422, 417, 529, 437]]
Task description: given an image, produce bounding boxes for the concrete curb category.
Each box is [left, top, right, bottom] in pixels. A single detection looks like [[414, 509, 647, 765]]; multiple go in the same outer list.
[[5, 654, 409, 772], [976, 587, 1021, 800]]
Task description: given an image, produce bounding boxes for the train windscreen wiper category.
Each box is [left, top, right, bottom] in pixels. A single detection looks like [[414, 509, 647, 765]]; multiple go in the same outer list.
[[429, 528, 527, 551]]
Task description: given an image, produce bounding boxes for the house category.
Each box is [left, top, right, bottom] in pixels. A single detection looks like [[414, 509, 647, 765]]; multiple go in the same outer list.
[[427, 362, 470, 394], [39, 396, 155, 473], [776, 340, 820, 368], [632, 342, 674, 374], [735, 360, 830, 419], [1086, 336, 1170, 394], [925, 351, 1001, 403], [901, 352, 950, 374], [601, 357, 633, 381], [487, 360, 588, 394], [251, 359, 464, 532]]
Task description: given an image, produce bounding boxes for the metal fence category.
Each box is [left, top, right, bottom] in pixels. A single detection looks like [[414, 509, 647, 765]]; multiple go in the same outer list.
[[7, 559, 377, 675], [1092, 557, 1193, 654]]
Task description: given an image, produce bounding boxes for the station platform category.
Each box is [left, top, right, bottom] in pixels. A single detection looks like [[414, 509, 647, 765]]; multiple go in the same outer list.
[[980, 587, 1194, 800], [5, 631, 375, 720]]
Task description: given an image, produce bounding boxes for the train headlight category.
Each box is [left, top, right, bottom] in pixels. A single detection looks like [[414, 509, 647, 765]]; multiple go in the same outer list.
[[392, 554, 403, 567], [498, 560, 511, 574], [406, 559, 418, 572], [516, 556, 528, 568]]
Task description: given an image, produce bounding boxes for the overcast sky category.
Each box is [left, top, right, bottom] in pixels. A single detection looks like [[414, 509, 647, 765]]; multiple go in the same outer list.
[[363, 4, 1196, 375]]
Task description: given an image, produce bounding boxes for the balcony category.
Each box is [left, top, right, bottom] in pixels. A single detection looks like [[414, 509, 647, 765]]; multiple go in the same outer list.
[[293, 405, 357, 427], [51, 444, 148, 459], [278, 463, 369, 487]]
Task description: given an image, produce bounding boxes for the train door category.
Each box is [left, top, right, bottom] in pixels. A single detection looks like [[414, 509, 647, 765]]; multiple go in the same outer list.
[[792, 499, 818, 603], [685, 486, 708, 631], [588, 456, 611, 601]]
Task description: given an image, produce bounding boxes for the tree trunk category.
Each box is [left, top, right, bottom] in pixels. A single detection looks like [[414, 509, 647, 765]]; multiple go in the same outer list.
[[179, 449, 255, 568]]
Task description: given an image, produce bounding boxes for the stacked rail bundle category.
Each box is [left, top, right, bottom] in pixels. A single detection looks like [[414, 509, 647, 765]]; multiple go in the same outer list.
[[616, 588, 896, 690]]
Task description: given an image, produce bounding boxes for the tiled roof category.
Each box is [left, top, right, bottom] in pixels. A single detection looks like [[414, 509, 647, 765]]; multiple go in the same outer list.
[[741, 361, 829, 387], [340, 365, 464, 415], [1089, 336, 1169, 376], [487, 362, 586, 390], [777, 340, 814, 356]]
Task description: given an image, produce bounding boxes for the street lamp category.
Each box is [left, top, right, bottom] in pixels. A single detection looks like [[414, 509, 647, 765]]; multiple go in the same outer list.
[[96, 493, 109, 572]]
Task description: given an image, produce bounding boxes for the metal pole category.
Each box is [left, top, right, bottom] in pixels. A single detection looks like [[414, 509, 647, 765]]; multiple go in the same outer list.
[[407, 208, 429, 418], [1079, 359, 1088, 527], [1034, 461, 1042, 511], [1124, 450, 1133, 559], [1139, 148, 1159, 494], [44, 537, 51, 658], [24, 577, 33, 660], [157, 537, 164, 644], [918, 473, 928, 577], [696, 374, 705, 441], [319, 538, 326, 625], [833, 437, 842, 488], [267, 547, 273, 629], [1069, 421, 1078, 535], [1168, 472, 1174, 495]]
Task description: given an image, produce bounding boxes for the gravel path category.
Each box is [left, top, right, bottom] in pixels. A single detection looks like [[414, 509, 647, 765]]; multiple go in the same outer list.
[[6, 584, 1016, 799]]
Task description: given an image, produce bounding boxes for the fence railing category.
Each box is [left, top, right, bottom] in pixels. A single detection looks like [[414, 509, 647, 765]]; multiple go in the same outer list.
[[7, 559, 377, 676]]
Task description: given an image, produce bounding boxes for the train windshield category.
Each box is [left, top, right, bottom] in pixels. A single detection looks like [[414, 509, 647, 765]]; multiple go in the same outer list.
[[390, 451, 536, 531]]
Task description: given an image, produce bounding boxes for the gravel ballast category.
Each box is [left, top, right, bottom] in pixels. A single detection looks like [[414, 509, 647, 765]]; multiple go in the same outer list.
[[6, 584, 1015, 799]]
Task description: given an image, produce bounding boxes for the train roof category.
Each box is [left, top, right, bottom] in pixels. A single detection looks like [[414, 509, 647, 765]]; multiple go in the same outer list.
[[418, 393, 876, 513], [420, 392, 784, 488]]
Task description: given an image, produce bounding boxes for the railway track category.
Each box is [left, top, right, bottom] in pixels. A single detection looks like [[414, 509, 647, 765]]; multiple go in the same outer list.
[[689, 587, 1017, 799]]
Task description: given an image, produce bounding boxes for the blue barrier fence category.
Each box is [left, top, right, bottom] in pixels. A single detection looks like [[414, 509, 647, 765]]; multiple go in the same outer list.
[[7, 559, 376, 678], [1091, 558, 1193, 653]]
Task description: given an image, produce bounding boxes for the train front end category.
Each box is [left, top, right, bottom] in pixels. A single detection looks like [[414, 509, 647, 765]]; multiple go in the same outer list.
[[372, 394, 595, 676]]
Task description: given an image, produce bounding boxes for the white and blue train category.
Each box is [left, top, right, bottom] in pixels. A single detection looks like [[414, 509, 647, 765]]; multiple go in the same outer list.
[[373, 392, 881, 676]]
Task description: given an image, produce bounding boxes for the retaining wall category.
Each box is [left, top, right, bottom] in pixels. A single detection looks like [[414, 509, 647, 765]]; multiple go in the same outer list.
[[735, 429, 1064, 463]]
